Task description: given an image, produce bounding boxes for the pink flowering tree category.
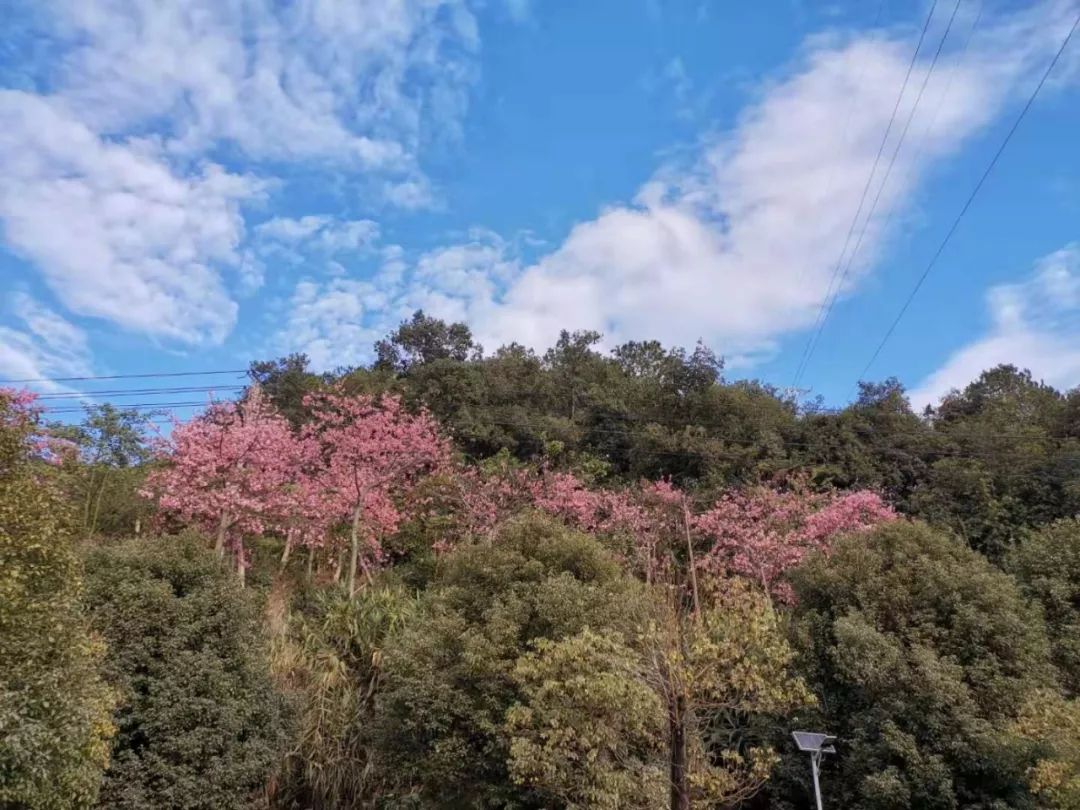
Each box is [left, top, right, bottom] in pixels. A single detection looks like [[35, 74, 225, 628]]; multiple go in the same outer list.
[[302, 392, 449, 594], [273, 443, 335, 572], [143, 386, 302, 585], [695, 487, 895, 603]]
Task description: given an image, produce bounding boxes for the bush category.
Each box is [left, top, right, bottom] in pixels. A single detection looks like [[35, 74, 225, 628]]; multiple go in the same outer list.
[[272, 582, 415, 809], [83, 535, 290, 810], [375, 513, 650, 808], [1008, 518, 1080, 696], [0, 392, 115, 809], [779, 521, 1058, 810]]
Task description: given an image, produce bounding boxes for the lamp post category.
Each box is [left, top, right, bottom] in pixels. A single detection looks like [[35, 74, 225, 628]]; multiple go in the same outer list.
[[791, 731, 836, 810]]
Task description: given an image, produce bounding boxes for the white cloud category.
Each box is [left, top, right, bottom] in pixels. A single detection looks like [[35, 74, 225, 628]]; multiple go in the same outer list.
[[0, 0, 483, 348], [276, 278, 388, 370], [43, 0, 480, 171], [0, 292, 93, 389], [909, 244, 1080, 408], [0, 91, 258, 344], [256, 216, 380, 255], [368, 1, 1079, 362], [264, 1, 1079, 373]]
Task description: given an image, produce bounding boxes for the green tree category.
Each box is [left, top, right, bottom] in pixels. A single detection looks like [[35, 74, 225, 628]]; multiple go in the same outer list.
[[1013, 690, 1080, 809], [506, 629, 667, 809], [0, 390, 115, 809], [248, 354, 330, 428], [49, 403, 155, 538], [796, 379, 932, 504], [83, 535, 289, 810], [780, 521, 1058, 809], [1007, 518, 1080, 695], [915, 366, 1080, 558], [374, 310, 481, 375], [375, 514, 650, 808]]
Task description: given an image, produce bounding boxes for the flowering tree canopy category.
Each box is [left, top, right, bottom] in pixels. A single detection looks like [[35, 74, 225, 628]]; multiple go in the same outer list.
[[143, 386, 302, 584], [695, 487, 896, 602], [302, 392, 449, 593]]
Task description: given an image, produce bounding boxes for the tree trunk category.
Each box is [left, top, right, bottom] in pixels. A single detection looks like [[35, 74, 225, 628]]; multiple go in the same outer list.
[[82, 468, 96, 538], [669, 694, 690, 810], [348, 506, 364, 596], [280, 529, 294, 569], [306, 545, 315, 581], [90, 474, 107, 538], [682, 502, 701, 619], [215, 513, 231, 557], [236, 536, 246, 589]]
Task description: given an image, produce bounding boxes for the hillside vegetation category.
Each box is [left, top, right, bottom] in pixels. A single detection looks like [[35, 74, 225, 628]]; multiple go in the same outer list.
[[3, 312, 1079, 809]]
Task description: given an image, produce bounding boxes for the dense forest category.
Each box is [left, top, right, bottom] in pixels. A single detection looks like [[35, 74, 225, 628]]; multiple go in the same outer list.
[[3, 310, 1079, 810]]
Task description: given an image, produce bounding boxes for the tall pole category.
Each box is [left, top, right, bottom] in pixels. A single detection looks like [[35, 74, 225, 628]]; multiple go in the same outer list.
[[811, 751, 824, 810]]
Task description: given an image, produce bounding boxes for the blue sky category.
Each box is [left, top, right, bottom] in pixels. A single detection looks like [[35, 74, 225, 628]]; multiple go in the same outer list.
[[1, 0, 1079, 416]]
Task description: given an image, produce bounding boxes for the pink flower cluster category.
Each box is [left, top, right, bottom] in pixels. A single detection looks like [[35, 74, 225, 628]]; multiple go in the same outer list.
[[456, 465, 894, 601], [145, 387, 449, 578], [695, 487, 895, 603]]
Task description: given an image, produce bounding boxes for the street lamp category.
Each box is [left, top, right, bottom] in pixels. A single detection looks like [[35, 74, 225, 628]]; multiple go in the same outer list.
[[791, 731, 836, 810]]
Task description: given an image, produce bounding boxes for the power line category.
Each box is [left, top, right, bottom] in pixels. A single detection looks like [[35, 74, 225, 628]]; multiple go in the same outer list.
[[858, 9, 1080, 381], [35, 385, 247, 401], [792, 0, 943, 388], [38, 390, 1080, 447], [42, 400, 228, 415], [0, 369, 248, 385], [841, 0, 986, 296], [800, 0, 965, 382]]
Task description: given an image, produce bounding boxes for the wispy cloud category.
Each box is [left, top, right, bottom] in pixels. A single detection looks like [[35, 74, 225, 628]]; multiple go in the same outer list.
[[0, 92, 257, 343], [0, 0, 483, 349], [0, 292, 93, 389], [910, 243, 1080, 408], [37, 0, 481, 170], [305, 1, 1075, 365]]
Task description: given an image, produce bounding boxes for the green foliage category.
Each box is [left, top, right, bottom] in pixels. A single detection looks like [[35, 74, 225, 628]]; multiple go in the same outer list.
[[83, 535, 290, 810], [374, 309, 482, 374], [273, 583, 415, 809], [644, 579, 814, 808], [248, 354, 332, 428], [782, 521, 1058, 810], [49, 404, 156, 538], [506, 629, 666, 809], [1008, 518, 1080, 695], [0, 393, 115, 810], [375, 513, 650, 808], [1013, 690, 1080, 809]]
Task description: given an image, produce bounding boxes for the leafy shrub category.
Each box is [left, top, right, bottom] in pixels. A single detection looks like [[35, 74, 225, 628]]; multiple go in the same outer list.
[[272, 583, 415, 809], [83, 535, 290, 810], [0, 390, 115, 809], [1008, 518, 1080, 696], [375, 513, 650, 808], [778, 521, 1058, 809]]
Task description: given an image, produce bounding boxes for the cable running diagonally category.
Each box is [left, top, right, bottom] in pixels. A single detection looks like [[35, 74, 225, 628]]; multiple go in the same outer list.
[[857, 9, 1080, 381], [791, 0, 942, 388], [797, 0, 965, 384]]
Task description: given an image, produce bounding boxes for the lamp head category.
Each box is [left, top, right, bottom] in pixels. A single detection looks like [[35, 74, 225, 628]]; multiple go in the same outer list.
[[792, 731, 837, 754]]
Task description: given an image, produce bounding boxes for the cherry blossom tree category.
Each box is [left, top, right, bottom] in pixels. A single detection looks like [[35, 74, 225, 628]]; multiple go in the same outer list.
[[143, 386, 302, 585], [302, 392, 449, 594], [695, 487, 895, 603]]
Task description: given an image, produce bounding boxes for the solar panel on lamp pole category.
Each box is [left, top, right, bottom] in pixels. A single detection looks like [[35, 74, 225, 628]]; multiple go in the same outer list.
[[792, 731, 837, 810]]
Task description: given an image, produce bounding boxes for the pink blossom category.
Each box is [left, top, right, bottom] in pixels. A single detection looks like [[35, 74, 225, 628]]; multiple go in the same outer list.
[[302, 391, 449, 588], [695, 487, 895, 603]]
